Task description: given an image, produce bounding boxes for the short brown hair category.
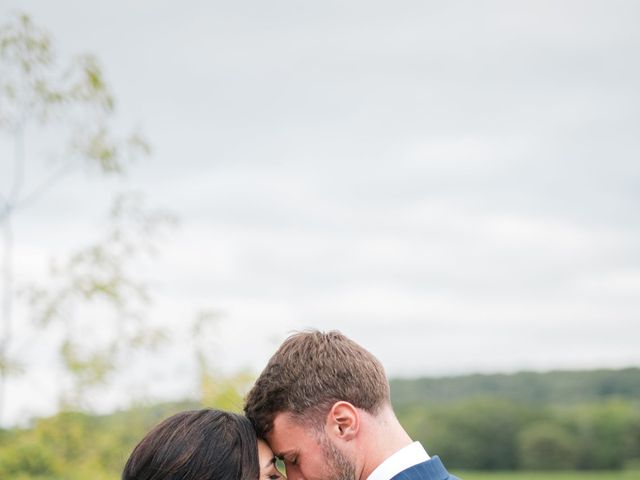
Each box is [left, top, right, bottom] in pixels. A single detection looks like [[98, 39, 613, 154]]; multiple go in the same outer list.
[[244, 330, 390, 437]]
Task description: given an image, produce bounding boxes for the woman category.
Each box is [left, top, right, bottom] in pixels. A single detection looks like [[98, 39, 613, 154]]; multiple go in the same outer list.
[[122, 409, 283, 480]]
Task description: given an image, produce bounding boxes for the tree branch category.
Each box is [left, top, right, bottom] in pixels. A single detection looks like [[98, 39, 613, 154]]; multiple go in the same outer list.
[[13, 158, 78, 213]]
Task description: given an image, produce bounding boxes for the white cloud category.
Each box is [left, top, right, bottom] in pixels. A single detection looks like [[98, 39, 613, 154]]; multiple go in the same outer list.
[[1, 0, 639, 424]]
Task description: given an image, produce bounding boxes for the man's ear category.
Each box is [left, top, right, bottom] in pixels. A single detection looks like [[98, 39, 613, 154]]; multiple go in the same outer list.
[[325, 401, 359, 441]]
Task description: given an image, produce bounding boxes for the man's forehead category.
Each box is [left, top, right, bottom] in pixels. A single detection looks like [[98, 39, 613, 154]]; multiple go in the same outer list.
[[267, 412, 302, 454], [269, 412, 293, 437]]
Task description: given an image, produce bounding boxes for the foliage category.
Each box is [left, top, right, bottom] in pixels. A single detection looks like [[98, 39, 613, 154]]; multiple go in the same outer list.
[[0, 13, 145, 173], [404, 398, 543, 470], [192, 310, 255, 413], [0, 393, 254, 479], [458, 471, 640, 480], [200, 370, 255, 413], [517, 422, 579, 470], [0, 368, 637, 478], [0, 11, 168, 421], [569, 401, 640, 470], [395, 370, 640, 471], [23, 193, 174, 408], [391, 368, 640, 408]]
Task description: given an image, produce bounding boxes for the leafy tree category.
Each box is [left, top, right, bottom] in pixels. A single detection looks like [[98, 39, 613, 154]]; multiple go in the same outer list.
[[569, 400, 640, 469], [24, 193, 173, 409], [394, 375, 640, 471], [0, 439, 61, 479], [0, 12, 167, 421], [407, 398, 542, 470], [517, 422, 579, 470], [192, 310, 254, 412]]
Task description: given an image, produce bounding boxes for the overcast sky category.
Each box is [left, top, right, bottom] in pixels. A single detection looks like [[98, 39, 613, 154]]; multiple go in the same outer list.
[[1, 1, 639, 423]]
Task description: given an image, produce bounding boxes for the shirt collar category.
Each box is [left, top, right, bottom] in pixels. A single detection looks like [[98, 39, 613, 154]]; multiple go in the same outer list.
[[365, 441, 430, 480]]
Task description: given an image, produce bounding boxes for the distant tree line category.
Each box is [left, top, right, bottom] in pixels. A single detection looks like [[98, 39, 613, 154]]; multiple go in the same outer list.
[[393, 368, 640, 471], [398, 398, 640, 471], [390, 368, 640, 407], [0, 368, 639, 478]]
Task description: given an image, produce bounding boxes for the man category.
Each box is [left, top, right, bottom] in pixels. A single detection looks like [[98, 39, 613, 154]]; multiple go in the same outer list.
[[244, 330, 460, 480]]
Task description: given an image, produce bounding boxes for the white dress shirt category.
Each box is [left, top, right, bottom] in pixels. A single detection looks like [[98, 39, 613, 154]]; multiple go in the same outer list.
[[366, 442, 431, 480]]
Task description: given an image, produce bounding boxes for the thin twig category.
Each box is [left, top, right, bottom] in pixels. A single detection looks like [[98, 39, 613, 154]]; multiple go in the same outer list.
[[13, 157, 79, 213], [0, 220, 14, 425]]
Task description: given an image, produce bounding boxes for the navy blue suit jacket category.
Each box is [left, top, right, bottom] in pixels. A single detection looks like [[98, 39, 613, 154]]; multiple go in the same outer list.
[[389, 456, 460, 480]]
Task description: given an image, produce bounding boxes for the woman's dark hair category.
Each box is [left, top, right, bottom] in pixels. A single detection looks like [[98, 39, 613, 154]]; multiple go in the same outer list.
[[122, 409, 259, 480]]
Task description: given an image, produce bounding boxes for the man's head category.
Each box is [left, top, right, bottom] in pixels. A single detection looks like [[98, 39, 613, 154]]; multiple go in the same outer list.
[[244, 330, 392, 480], [245, 330, 390, 437]]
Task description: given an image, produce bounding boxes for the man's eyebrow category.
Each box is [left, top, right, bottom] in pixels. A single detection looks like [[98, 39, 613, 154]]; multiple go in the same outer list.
[[274, 449, 296, 459]]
